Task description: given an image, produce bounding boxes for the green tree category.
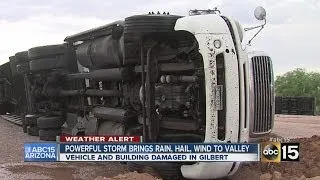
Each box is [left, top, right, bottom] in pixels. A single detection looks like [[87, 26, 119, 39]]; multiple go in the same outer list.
[[275, 68, 320, 111]]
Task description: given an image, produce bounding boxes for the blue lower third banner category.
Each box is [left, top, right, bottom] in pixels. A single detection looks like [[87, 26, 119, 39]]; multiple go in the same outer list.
[[24, 143, 58, 162], [59, 143, 259, 153], [24, 143, 260, 162], [59, 153, 259, 162], [57, 143, 260, 162]]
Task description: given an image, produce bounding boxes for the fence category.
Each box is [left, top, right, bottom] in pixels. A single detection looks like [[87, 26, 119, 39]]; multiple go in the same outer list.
[[275, 96, 316, 115]]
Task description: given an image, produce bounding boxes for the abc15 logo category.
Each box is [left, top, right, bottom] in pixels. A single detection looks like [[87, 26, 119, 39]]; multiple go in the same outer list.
[[261, 142, 300, 162]]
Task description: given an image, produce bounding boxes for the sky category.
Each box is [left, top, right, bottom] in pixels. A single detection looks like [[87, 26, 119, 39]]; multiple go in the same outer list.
[[0, 0, 319, 76]]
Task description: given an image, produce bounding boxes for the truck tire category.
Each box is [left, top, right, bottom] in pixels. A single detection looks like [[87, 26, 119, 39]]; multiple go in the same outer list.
[[16, 62, 30, 74], [124, 14, 182, 40], [29, 56, 68, 72], [127, 162, 183, 180], [28, 44, 68, 59], [27, 126, 39, 136], [15, 51, 29, 62], [22, 126, 28, 133], [9, 56, 18, 76], [39, 129, 61, 141], [37, 116, 63, 129], [22, 126, 27, 133], [22, 118, 28, 133], [25, 114, 38, 126], [97, 121, 124, 135]]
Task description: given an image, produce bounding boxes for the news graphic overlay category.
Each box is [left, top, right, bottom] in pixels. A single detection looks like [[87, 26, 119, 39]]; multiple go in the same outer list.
[[280, 143, 300, 161], [24, 136, 261, 162], [24, 143, 57, 162], [58, 142, 260, 162], [261, 142, 300, 162]]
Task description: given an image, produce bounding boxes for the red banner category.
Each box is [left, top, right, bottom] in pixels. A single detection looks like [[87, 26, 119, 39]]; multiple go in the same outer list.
[[59, 136, 141, 142]]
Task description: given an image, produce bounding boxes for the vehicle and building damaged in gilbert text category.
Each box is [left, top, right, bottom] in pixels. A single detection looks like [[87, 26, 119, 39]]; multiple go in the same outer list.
[[0, 6, 274, 180]]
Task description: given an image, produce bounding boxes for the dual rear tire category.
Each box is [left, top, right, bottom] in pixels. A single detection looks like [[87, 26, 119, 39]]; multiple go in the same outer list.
[[12, 51, 30, 75], [24, 114, 39, 136], [37, 116, 63, 141], [27, 126, 39, 136], [28, 44, 70, 72], [22, 114, 63, 141]]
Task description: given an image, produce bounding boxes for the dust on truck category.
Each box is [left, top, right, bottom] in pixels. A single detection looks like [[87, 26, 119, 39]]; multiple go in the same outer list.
[[6, 6, 273, 180]]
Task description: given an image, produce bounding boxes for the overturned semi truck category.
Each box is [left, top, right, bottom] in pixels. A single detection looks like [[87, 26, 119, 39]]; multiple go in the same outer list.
[[1, 7, 274, 180]]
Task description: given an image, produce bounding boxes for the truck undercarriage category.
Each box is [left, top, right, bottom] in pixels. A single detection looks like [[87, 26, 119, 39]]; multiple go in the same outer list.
[[21, 15, 210, 144]]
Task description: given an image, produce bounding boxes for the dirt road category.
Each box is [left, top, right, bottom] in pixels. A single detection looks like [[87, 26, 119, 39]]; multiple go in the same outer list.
[[272, 115, 320, 138], [0, 119, 128, 180], [0, 115, 319, 180]]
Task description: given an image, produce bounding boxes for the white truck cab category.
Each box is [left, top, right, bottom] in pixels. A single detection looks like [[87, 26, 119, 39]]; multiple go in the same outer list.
[[174, 7, 274, 179]]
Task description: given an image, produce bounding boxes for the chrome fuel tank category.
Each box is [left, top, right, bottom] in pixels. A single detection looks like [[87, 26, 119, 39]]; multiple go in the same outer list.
[[76, 35, 124, 69]]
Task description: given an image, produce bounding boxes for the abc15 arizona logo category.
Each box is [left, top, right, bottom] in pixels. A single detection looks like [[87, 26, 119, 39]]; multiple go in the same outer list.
[[261, 142, 300, 162]]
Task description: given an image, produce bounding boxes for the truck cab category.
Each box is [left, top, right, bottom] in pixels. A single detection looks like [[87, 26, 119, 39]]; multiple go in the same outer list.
[[172, 9, 274, 179]]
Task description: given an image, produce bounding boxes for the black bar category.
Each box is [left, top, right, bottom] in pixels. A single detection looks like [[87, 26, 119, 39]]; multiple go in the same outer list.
[[59, 89, 120, 97], [164, 75, 198, 83], [146, 43, 158, 142], [67, 68, 134, 81], [24, 75, 33, 113], [135, 63, 195, 73], [140, 40, 147, 142]]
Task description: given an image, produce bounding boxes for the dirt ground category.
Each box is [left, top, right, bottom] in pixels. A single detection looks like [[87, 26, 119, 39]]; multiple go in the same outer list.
[[232, 135, 320, 180], [272, 115, 320, 139], [0, 114, 319, 180]]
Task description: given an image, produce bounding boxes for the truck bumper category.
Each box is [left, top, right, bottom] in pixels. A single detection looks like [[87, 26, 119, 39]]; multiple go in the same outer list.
[[181, 162, 240, 179]]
